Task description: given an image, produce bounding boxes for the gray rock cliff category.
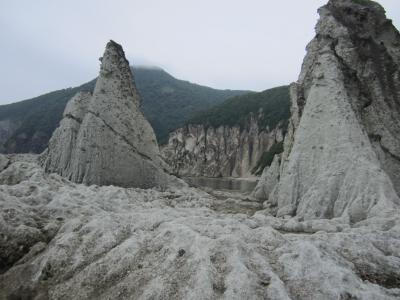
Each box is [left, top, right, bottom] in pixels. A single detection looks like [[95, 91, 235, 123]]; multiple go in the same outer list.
[[162, 116, 284, 178], [42, 41, 171, 188], [161, 86, 290, 178], [0, 154, 9, 171], [259, 0, 400, 222], [0, 120, 21, 152], [162, 118, 283, 177], [252, 154, 281, 204]]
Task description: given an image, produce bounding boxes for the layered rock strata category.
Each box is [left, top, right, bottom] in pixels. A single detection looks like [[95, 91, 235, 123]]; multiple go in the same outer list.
[[162, 117, 284, 178], [258, 0, 400, 222], [42, 41, 170, 188]]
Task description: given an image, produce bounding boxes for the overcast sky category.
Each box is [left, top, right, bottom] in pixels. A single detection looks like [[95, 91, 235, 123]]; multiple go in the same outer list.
[[0, 0, 399, 104]]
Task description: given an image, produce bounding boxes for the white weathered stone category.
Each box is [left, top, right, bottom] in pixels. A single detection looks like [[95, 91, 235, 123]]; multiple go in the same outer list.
[[0, 155, 399, 299], [0, 154, 9, 172], [252, 154, 280, 202], [2, 1, 400, 299], [263, 0, 400, 222], [42, 41, 172, 188], [162, 116, 284, 178], [41, 92, 91, 177]]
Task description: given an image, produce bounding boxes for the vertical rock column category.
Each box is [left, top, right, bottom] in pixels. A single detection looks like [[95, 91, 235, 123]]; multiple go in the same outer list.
[[43, 40, 170, 188], [261, 0, 400, 222]]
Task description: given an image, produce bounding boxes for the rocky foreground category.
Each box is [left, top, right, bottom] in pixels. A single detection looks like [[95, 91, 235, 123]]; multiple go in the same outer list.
[[2, 0, 400, 299], [0, 154, 399, 299]]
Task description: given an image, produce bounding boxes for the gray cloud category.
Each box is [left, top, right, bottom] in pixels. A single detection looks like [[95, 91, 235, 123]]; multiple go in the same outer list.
[[0, 0, 399, 104]]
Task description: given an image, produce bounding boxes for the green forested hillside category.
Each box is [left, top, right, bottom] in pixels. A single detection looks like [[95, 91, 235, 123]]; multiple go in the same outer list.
[[0, 67, 247, 153], [188, 85, 290, 131], [135, 67, 249, 144], [0, 81, 96, 153]]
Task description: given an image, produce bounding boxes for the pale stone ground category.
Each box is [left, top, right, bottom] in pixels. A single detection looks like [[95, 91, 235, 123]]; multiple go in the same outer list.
[[1, 154, 399, 300]]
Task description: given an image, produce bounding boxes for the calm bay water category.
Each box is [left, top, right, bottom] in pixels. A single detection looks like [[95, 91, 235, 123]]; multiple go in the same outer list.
[[184, 177, 258, 193]]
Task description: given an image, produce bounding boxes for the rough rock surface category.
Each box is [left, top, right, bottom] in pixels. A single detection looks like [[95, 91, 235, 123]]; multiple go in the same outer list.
[[0, 154, 9, 172], [42, 41, 171, 188], [0, 119, 21, 152], [162, 117, 284, 178], [2, 1, 400, 299], [1, 155, 400, 299], [252, 154, 280, 204], [260, 0, 400, 221]]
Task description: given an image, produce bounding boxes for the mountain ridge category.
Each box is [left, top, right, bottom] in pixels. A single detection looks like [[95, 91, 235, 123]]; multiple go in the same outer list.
[[0, 67, 249, 153]]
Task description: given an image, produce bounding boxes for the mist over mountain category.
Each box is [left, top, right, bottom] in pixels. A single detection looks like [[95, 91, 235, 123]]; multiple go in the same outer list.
[[0, 67, 248, 153]]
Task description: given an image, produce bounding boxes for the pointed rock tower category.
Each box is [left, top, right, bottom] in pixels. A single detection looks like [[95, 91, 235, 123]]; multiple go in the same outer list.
[[258, 0, 400, 222], [42, 40, 170, 188]]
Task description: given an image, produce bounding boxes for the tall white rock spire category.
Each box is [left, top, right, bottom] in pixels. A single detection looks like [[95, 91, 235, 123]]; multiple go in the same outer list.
[[42, 40, 171, 188], [260, 0, 400, 222]]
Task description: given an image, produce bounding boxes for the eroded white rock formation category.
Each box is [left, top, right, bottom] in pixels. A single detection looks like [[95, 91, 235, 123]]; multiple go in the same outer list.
[[42, 41, 171, 188], [252, 154, 280, 204], [1, 1, 400, 299], [259, 0, 400, 222], [1, 154, 400, 299], [162, 118, 284, 178], [0, 154, 9, 171]]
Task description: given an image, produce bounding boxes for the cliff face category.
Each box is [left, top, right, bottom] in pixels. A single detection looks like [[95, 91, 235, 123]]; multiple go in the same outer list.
[[252, 154, 281, 201], [258, 0, 400, 222], [42, 41, 171, 188], [0, 119, 20, 152], [162, 86, 290, 178], [162, 115, 284, 178]]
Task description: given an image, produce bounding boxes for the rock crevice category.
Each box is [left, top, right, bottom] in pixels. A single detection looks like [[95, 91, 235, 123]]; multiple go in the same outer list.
[[85, 110, 153, 162]]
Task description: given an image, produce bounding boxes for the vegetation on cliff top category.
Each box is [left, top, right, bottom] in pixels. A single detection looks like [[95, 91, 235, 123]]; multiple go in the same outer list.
[[350, 0, 373, 5], [0, 67, 247, 153], [187, 85, 290, 131], [0, 81, 95, 153], [252, 141, 284, 175], [135, 68, 248, 144]]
